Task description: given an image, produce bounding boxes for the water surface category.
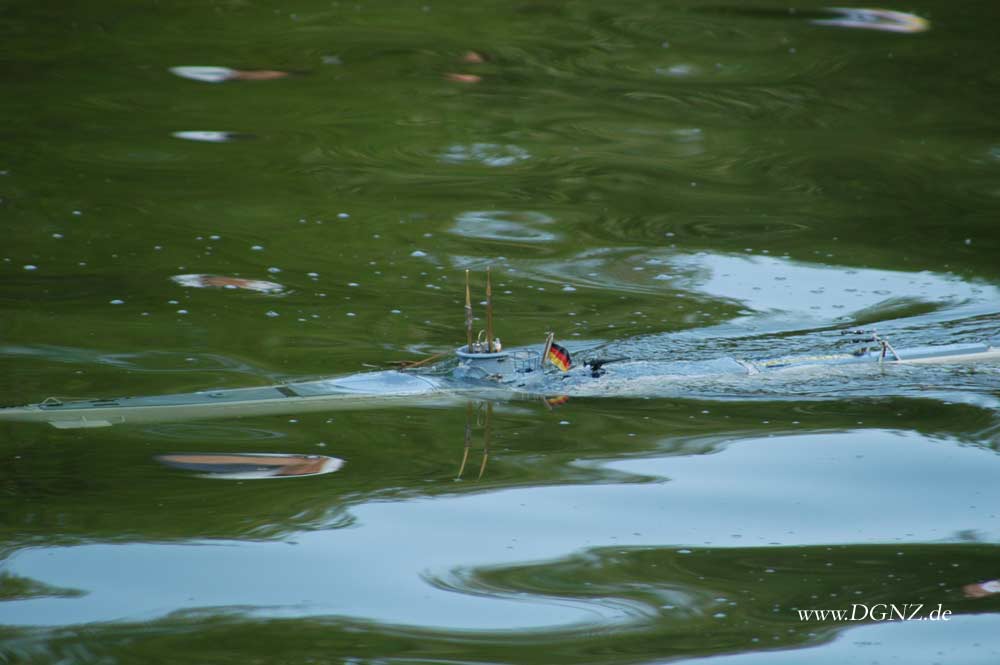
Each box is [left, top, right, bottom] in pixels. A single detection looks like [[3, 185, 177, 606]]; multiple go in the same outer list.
[[2, 0, 1000, 662]]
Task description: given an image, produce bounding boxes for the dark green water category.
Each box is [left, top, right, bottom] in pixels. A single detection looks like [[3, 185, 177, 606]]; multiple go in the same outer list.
[[2, 0, 1000, 662]]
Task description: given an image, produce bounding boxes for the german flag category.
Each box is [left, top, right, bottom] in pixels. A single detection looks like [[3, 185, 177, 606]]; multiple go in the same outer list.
[[547, 342, 572, 371]]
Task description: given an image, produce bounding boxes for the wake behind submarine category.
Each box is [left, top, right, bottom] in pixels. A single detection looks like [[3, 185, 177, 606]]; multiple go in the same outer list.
[[1, 269, 998, 429]]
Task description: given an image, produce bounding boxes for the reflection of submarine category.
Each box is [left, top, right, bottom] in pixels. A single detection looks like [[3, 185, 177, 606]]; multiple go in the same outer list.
[[458, 401, 493, 480], [1, 271, 998, 429]]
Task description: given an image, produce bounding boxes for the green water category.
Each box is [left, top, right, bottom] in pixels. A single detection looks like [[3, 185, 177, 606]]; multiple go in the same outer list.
[[2, 0, 1000, 662]]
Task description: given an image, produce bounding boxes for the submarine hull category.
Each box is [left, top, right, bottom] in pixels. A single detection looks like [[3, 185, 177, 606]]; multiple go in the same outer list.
[[0, 371, 467, 429], [1, 341, 997, 429]]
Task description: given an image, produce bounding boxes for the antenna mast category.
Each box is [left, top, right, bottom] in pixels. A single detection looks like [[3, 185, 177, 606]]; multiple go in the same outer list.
[[465, 269, 473, 353], [486, 267, 494, 352]]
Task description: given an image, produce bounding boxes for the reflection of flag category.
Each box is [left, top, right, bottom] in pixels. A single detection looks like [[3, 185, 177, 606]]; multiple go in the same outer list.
[[547, 343, 572, 371]]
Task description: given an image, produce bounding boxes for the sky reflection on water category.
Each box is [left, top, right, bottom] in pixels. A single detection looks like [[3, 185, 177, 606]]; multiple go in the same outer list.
[[4, 427, 999, 632], [2, 0, 1000, 662]]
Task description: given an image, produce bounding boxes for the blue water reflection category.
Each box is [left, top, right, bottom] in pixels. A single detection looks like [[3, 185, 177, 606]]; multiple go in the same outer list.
[[4, 427, 998, 631]]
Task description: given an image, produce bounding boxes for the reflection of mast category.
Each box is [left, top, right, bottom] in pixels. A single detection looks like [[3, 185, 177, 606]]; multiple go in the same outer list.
[[459, 401, 473, 477], [485, 267, 494, 351], [457, 401, 492, 480], [480, 402, 492, 479], [465, 269, 473, 353]]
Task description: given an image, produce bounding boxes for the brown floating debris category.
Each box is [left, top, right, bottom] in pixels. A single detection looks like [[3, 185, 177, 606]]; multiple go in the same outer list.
[[812, 8, 929, 33], [171, 274, 284, 294], [231, 69, 290, 81], [446, 73, 482, 84], [171, 131, 253, 143], [963, 580, 1000, 598], [156, 453, 343, 479], [169, 66, 291, 83]]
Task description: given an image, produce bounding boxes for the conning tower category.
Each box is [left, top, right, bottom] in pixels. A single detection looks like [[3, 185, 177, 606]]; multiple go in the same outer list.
[[454, 268, 542, 382]]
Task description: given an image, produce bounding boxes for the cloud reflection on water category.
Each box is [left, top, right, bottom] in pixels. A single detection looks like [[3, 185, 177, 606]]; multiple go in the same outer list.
[[4, 428, 999, 631], [509, 248, 1000, 326]]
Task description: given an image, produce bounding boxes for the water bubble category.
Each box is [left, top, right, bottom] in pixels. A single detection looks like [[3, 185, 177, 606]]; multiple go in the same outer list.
[[110, 299, 125, 305], [656, 64, 697, 77], [439, 143, 531, 167], [172, 130, 245, 143], [266, 310, 279, 318], [169, 66, 236, 83], [23, 264, 37, 271]]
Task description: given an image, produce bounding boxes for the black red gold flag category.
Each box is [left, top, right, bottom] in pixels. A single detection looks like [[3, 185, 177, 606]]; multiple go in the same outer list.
[[547, 342, 572, 371]]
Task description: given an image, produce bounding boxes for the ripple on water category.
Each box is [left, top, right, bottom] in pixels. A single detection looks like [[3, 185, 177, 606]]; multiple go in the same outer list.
[[438, 143, 531, 167], [171, 274, 285, 294], [171, 131, 255, 143], [0, 345, 257, 373], [61, 136, 234, 175], [587, 213, 813, 245], [142, 423, 288, 441], [811, 8, 930, 34], [450, 210, 559, 243], [668, 253, 1000, 321], [510, 248, 1000, 324]]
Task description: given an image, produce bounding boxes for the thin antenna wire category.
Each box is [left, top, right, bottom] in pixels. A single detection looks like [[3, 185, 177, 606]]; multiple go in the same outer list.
[[541, 331, 554, 369], [465, 269, 473, 353], [485, 267, 494, 351]]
